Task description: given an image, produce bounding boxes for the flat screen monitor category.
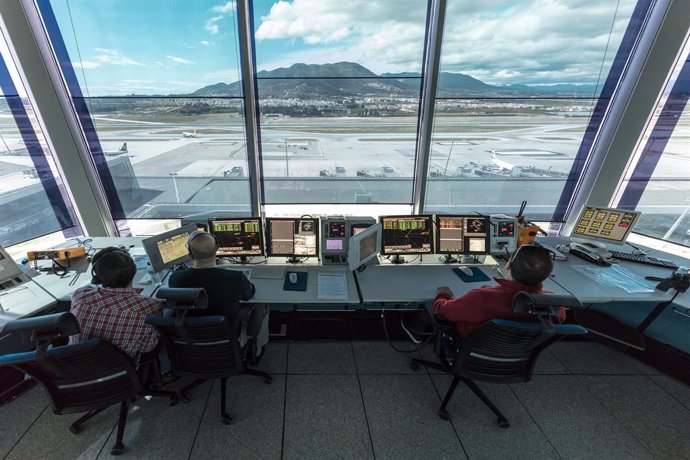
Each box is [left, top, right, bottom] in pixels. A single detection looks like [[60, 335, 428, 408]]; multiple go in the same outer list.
[[435, 215, 490, 255], [571, 206, 641, 245], [266, 218, 319, 259], [348, 223, 382, 271], [141, 223, 197, 273], [209, 218, 263, 257], [0, 244, 24, 287], [380, 215, 433, 255]]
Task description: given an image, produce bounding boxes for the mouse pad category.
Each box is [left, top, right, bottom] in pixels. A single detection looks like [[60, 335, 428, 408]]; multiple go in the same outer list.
[[452, 267, 491, 283], [283, 271, 308, 291]]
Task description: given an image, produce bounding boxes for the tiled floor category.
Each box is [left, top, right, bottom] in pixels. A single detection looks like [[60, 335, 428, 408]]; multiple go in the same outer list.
[[2, 340, 690, 459]]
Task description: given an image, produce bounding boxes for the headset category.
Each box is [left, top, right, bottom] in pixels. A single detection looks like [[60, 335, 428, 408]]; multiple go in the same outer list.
[[90, 247, 132, 285], [186, 230, 218, 259]]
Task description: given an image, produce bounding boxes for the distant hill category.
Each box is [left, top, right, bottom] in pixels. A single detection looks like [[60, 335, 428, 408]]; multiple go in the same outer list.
[[192, 61, 599, 97]]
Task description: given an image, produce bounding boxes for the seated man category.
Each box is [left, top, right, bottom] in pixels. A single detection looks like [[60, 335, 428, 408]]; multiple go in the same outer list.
[[70, 247, 162, 368], [403, 244, 564, 342], [168, 230, 269, 358]]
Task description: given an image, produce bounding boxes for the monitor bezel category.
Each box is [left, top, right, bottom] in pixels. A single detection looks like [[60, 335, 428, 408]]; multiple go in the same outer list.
[[348, 223, 382, 271], [379, 214, 434, 256], [209, 217, 265, 257], [570, 205, 641, 245], [435, 214, 490, 255], [265, 217, 320, 258], [141, 223, 197, 273]]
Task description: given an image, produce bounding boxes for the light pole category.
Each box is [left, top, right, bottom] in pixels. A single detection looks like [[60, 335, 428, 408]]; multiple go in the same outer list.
[[284, 138, 289, 177], [169, 172, 179, 203]]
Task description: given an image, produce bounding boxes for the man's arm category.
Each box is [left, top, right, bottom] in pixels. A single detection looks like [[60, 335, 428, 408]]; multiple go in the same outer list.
[[433, 288, 487, 323], [239, 274, 255, 301], [136, 299, 163, 354]]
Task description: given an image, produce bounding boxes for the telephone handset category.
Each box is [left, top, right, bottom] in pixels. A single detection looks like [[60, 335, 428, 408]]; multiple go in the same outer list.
[[569, 242, 611, 266]]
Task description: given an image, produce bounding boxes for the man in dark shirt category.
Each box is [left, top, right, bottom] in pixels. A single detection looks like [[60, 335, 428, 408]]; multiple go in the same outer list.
[[402, 244, 564, 342], [168, 231, 268, 352]]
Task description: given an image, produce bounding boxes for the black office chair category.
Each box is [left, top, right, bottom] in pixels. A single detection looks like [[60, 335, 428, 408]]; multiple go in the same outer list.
[[0, 312, 140, 455], [411, 291, 587, 427], [147, 287, 272, 425]]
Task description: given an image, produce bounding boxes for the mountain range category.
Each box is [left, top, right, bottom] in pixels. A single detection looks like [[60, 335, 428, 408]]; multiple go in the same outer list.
[[192, 61, 599, 98]]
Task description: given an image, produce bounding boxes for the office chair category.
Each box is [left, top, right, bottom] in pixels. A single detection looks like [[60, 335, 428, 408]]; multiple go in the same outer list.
[[147, 287, 272, 425], [410, 291, 587, 427], [0, 312, 141, 455]]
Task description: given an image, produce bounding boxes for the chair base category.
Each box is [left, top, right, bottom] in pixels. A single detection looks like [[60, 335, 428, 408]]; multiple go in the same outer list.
[[244, 367, 273, 384]]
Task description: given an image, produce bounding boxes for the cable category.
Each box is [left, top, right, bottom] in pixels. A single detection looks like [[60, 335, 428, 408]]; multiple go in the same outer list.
[[381, 303, 433, 354]]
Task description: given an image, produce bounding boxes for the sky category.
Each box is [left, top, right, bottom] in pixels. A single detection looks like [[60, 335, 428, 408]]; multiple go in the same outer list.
[[44, 0, 639, 96]]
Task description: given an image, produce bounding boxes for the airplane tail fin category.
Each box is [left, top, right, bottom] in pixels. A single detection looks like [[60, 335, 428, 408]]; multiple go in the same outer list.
[[119, 142, 128, 152]]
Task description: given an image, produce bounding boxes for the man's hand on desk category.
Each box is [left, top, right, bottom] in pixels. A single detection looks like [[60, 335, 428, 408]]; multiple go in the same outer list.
[[436, 286, 454, 298]]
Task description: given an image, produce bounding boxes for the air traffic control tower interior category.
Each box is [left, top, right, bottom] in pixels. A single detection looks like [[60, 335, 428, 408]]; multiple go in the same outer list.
[[1, 1, 690, 458]]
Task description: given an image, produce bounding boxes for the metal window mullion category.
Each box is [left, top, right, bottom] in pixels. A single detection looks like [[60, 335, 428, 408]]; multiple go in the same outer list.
[[412, 0, 446, 214]]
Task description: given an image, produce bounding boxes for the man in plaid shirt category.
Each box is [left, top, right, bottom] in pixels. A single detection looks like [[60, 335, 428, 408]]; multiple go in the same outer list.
[[69, 247, 162, 368]]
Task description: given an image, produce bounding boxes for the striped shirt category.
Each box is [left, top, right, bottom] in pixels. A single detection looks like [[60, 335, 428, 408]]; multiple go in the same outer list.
[[69, 285, 162, 367]]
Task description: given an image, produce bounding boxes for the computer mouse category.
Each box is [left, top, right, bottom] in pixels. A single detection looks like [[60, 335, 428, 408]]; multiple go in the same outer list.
[[289, 272, 298, 284], [458, 266, 474, 276]]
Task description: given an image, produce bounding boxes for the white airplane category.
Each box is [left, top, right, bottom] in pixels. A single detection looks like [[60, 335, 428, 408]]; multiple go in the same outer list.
[[182, 129, 197, 138], [103, 142, 128, 156], [490, 150, 522, 176]]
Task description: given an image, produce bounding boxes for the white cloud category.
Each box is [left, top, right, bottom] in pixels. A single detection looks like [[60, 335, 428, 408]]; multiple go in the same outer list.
[[200, 40, 215, 46], [91, 48, 144, 67], [211, 1, 235, 13], [167, 55, 195, 65], [205, 16, 223, 34], [73, 61, 100, 69]]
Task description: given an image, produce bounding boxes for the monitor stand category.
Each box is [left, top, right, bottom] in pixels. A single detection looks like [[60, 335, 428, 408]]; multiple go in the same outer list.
[[286, 256, 303, 264], [569, 237, 612, 260], [237, 256, 249, 264], [442, 254, 458, 264], [389, 255, 405, 264]]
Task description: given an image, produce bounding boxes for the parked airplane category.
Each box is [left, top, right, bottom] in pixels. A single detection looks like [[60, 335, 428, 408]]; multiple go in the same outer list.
[[182, 129, 197, 138], [490, 150, 521, 176], [103, 142, 128, 156]]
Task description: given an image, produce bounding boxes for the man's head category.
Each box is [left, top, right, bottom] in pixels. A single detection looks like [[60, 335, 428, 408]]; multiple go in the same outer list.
[[506, 245, 554, 285], [187, 230, 218, 265], [91, 247, 136, 288]]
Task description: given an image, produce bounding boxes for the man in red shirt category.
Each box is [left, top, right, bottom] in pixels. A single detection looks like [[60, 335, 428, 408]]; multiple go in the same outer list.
[[69, 247, 162, 368], [403, 245, 564, 342]]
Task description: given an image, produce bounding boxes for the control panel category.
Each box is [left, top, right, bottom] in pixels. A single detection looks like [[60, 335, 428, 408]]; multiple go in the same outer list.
[[320, 216, 349, 264], [489, 215, 518, 257]]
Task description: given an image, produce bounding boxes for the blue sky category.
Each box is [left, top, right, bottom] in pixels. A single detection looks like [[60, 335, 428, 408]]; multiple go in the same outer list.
[[47, 0, 637, 96]]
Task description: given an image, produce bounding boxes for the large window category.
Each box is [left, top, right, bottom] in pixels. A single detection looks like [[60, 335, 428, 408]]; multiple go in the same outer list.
[[615, 38, 690, 246], [0, 34, 77, 246], [252, 0, 429, 205], [40, 0, 250, 221], [425, 0, 642, 221]]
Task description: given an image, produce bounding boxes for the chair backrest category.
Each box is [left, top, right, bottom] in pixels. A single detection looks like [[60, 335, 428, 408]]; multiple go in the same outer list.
[[0, 312, 141, 414], [146, 315, 243, 379], [451, 291, 587, 383]]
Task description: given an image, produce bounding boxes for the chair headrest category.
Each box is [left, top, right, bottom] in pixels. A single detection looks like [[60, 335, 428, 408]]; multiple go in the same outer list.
[[1, 312, 80, 339], [512, 291, 582, 317], [155, 287, 208, 310]]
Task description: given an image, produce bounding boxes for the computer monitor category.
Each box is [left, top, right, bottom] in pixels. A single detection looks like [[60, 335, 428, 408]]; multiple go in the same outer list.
[[0, 244, 25, 290], [141, 223, 197, 273], [571, 206, 641, 246], [209, 218, 263, 260], [348, 223, 382, 271], [380, 215, 433, 262], [266, 217, 320, 262], [435, 215, 490, 255]]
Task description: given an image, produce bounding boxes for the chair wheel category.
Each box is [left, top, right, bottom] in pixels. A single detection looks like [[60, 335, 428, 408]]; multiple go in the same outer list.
[[221, 414, 233, 425], [69, 424, 82, 435], [263, 376, 273, 384], [438, 408, 450, 421], [497, 418, 510, 429], [169, 396, 179, 406], [410, 361, 420, 372], [111, 444, 124, 456], [180, 392, 191, 403]]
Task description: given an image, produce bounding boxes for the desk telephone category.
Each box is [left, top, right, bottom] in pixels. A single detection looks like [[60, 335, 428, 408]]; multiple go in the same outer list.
[[567, 242, 612, 266]]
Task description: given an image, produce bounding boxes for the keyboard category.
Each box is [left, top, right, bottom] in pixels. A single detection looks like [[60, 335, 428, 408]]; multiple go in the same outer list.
[[609, 251, 679, 269], [251, 266, 286, 279]]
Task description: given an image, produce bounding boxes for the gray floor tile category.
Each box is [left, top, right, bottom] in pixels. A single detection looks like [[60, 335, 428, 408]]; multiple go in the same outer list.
[[0, 386, 49, 458], [360, 374, 466, 459], [191, 375, 285, 460], [256, 341, 288, 375], [651, 375, 690, 410], [283, 374, 373, 460], [6, 401, 116, 459], [416, 342, 447, 374], [287, 341, 356, 374], [580, 375, 690, 460], [97, 381, 211, 459], [511, 375, 654, 459], [533, 349, 570, 374], [549, 341, 642, 374], [353, 341, 421, 374], [430, 375, 559, 460]]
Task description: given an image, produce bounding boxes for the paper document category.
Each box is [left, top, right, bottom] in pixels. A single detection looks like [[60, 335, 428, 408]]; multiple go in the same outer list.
[[571, 264, 656, 294], [317, 272, 348, 300]]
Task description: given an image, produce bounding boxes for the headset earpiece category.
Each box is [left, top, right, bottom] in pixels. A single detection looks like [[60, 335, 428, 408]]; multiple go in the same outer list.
[[90, 247, 130, 284]]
